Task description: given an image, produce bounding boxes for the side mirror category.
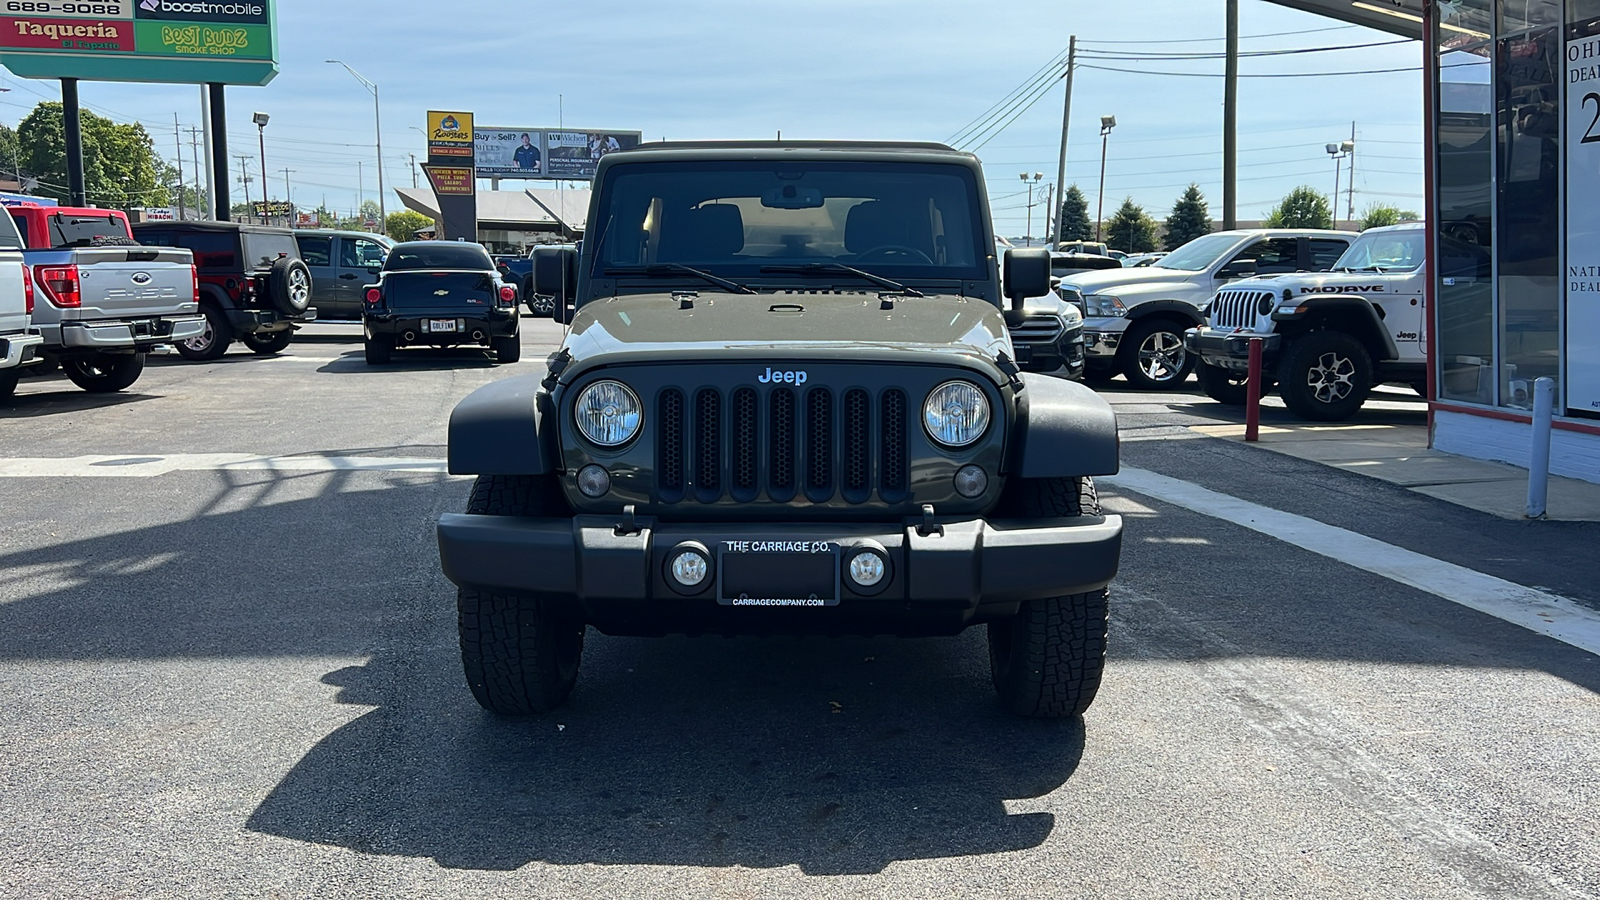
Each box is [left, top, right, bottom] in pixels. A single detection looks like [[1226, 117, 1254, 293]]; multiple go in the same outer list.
[[1218, 259, 1257, 279], [533, 245, 578, 303], [1001, 248, 1050, 325]]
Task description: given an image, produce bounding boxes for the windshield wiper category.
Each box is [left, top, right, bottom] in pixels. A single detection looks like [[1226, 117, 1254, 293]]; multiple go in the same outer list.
[[604, 263, 757, 295], [760, 263, 925, 297]]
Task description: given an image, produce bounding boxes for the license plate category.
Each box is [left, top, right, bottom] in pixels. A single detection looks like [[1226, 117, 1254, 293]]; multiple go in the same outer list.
[[425, 319, 457, 333], [718, 540, 840, 607]]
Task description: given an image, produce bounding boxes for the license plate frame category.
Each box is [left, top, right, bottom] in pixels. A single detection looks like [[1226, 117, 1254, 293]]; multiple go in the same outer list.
[[425, 318, 458, 333], [717, 540, 840, 607]]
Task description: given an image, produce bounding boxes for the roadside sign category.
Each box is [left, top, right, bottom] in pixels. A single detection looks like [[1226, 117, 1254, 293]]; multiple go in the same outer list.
[[473, 127, 639, 181], [251, 200, 292, 218], [425, 110, 477, 242], [427, 111, 474, 159], [0, 0, 279, 86]]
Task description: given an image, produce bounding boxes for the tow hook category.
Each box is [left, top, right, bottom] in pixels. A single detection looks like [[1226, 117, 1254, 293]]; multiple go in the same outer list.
[[615, 504, 642, 537], [917, 504, 944, 537]]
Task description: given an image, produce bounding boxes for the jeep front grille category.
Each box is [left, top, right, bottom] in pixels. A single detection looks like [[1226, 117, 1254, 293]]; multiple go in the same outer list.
[[1009, 314, 1066, 349], [656, 385, 910, 505], [1211, 289, 1274, 330]]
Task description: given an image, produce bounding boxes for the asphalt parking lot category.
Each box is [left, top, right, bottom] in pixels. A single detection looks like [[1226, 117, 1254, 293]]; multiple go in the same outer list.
[[3, 321, 1598, 898]]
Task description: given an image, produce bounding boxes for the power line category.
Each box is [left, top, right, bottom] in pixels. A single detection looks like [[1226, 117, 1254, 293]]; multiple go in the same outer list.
[[1076, 38, 1413, 60], [1076, 25, 1357, 45]]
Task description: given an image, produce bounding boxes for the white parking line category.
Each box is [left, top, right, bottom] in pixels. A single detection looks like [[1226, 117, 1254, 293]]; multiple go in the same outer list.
[[1103, 467, 1600, 657], [0, 454, 450, 477]]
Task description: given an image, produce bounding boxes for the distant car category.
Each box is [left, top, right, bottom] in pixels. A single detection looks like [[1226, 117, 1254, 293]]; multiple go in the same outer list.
[[361, 241, 521, 365], [1122, 252, 1168, 268], [494, 243, 572, 318], [294, 229, 393, 321], [1050, 252, 1123, 278]]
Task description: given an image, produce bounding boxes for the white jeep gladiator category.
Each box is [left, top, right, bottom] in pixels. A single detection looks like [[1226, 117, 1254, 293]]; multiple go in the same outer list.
[[0, 211, 42, 399], [1184, 223, 1467, 420]]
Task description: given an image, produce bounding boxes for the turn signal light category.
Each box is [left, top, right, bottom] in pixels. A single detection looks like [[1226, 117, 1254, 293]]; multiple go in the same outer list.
[[365, 288, 382, 304], [190, 264, 199, 304], [21, 264, 33, 315], [35, 264, 80, 308]]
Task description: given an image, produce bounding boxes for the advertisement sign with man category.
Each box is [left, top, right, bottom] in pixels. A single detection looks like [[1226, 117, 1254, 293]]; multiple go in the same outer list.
[[545, 130, 640, 180], [475, 128, 543, 178]]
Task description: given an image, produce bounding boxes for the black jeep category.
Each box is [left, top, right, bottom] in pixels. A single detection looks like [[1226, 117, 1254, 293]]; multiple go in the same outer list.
[[436, 141, 1123, 719], [361, 241, 521, 365], [130, 221, 315, 359]]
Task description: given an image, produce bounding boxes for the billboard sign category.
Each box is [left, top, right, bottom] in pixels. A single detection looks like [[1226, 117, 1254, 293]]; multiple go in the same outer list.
[[0, 0, 277, 85], [471, 128, 640, 181], [250, 200, 292, 218], [427, 110, 474, 159]]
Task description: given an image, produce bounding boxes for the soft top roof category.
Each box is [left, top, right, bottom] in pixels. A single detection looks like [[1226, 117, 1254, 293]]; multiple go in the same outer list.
[[130, 220, 295, 236]]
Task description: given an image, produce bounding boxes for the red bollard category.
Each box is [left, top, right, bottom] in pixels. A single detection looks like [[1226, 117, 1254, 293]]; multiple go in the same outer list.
[[1244, 337, 1263, 442]]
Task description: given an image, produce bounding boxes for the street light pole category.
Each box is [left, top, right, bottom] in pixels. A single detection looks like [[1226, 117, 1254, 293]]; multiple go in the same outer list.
[[1095, 115, 1116, 242], [327, 61, 386, 230], [1326, 140, 1353, 228], [1019, 172, 1044, 246], [253, 111, 269, 224]]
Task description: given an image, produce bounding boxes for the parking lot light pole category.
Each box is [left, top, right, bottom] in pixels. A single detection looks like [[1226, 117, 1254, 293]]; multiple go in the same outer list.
[[328, 60, 386, 229], [1326, 141, 1353, 228], [1019, 172, 1043, 246], [1095, 115, 1116, 242], [253, 111, 270, 224]]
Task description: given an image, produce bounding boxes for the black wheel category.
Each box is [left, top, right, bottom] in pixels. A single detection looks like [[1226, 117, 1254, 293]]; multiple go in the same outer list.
[[987, 477, 1110, 719], [241, 329, 293, 355], [1118, 318, 1195, 390], [0, 370, 17, 399], [62, 352, 145, 393], [493, 333, 522, 364], [1277, 331, 1372, 421], [1197, 362, 1249, 406], [268, 257, 313, 316], [458, 475, 581, 715], [175, 304, 233, 361], [363, 334, 393, 365]]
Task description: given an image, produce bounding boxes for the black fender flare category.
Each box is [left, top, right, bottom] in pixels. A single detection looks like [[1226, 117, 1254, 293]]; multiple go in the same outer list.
[[1011, 373, 1120, 478], [448, 375, 557, 476], [197, 283, 236, 310], [1128, 300, 1204, 326], [1275, 297, 1399, 361]]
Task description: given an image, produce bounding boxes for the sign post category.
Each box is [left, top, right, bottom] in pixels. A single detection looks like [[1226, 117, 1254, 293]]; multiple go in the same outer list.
[[425, 110, 477, 242]]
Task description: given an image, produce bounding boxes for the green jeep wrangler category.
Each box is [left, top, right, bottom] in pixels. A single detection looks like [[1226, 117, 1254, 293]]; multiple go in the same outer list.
[[436, 141, 1123, 718]]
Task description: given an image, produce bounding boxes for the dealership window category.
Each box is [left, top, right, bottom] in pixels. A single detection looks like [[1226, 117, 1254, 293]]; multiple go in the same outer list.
[[1435, 2, 1497, 404]]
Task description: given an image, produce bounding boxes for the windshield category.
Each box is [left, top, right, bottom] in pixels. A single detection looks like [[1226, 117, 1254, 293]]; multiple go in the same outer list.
[[1335, 229, 1424, 272], [591, 161, 986, 282], [1154, 233, 1244, 272], [384, 243, 493, 270]]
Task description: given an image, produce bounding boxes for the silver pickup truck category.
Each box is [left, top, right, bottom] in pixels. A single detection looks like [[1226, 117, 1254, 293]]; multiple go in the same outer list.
[[8, 206, 203, 394], [0, 213, 42, 399]]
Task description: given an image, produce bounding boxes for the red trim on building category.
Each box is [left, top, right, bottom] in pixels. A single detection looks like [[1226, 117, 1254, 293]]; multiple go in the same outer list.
[[1430, 401, 1600, 436]]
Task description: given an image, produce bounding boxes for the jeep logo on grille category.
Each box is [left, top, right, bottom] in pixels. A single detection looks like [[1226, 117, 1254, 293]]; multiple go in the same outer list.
[[131, 272, 152, 285], [758, 367, 807, 385]]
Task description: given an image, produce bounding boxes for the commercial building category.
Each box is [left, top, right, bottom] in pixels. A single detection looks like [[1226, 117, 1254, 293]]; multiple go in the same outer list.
[[1271, 0, 1600, 483], [393, 187, 590, 255]]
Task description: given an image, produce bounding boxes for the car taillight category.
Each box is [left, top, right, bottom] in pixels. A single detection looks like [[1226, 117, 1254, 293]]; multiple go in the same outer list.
[[498, 285, 516, 306], [36, 264, 80, 308], [190, 264, 199, 304], [22, 264, 34, 315], [365, 288, 382, 304]]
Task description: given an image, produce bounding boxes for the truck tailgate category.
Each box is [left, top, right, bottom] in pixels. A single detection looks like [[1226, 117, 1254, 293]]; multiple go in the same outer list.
[[71, 247, 196, 320]]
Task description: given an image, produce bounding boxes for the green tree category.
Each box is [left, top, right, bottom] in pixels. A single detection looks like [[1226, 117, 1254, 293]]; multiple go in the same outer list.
[[0, 124, 23, 183], [358, 199, 382, 226], [16, 102, 167, 209], [1105, 197, 1157, 253], [385, 209, 433, 242], [1358, 203, 1421, 231], [1057, 183, 1092, 243], [1263, 186, 1334, 229], [1163, 183, 1212, 250]]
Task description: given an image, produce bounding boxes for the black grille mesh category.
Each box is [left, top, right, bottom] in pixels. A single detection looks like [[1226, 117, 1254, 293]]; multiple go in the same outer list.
[[770, 388, 796, 493], [732, 387, 758, 494], [806, 389, 832, 492], [880, 390, 907, 496], [844, 389, 870, 495], [696, 388, 721, 496], [658, 389, 684, 494]]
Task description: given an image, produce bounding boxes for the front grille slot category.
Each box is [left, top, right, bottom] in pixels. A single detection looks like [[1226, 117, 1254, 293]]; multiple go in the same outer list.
[[1010, 314, 1066, 348], [658, 389, 685, 501], [1212, 290, 1270, 330], [695, 388, 722, 501], [880, 390, 908, 500], [842, 389, 871, 503], [769, 388, 797, 500], [732, 387, 759, 501], [806, 388, 833, 500]]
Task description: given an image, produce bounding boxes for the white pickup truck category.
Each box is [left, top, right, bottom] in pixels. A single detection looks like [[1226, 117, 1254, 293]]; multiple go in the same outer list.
[[1184, 223, 1465, 420], [7, 204, 203, 395], [0, 211, 42, 399]]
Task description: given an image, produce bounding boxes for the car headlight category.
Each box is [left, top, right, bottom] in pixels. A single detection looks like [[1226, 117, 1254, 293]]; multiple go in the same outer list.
[[1084, 293, 1127, 317], [923, 381, 991, 448], [574, 380, 642, 447]]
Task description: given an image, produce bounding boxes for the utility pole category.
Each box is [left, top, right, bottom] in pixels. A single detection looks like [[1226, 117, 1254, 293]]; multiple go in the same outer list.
[[409, 153, 418, 189], [235, 154, 252, 213], [173, 114, 185, 220], [1346, 120, 1357, 226], [1223, 0, 1239, 230], [281, 168, 294, 225], [187, 126, 205, 219], [1051, 36, 1077, 246], [357, 160, 364, 217]]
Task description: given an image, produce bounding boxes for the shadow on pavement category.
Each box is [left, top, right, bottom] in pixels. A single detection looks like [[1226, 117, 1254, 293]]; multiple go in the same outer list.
[[0, 384, 162, 416], [316, 349, 500, 374]]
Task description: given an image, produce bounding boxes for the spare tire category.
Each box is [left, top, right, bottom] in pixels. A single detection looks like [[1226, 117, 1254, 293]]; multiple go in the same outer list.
[[268, 257, 312, 316]]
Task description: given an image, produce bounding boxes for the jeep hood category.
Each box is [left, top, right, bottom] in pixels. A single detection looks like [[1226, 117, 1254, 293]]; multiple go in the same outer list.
[[559, 291, 1014, 384]]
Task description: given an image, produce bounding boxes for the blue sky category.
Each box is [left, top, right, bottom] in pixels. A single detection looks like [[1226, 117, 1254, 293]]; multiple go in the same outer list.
[[0, 0, 1425, 233]]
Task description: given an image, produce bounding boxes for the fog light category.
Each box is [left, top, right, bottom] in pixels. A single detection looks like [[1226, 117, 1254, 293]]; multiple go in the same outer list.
[[576, 464, 611, 498], [665, 542, 712, 595], [954, 465, 988, 499], [849, 552, 886, 588]]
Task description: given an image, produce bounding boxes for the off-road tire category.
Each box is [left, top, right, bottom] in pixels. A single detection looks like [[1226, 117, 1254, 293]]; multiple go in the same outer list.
[[1197, 361, 1249, 406], [175, 303, 232, 361], [62, 352, 145, 393], [988, 476, 1110, 719], [363, 334, 393, 365], [457, 475, 581, 715], [1118, 317, 1195, 391], [1277, 331, 1372, 421], [241, 329, 293, 355], [268, 257, 313, 316], [493, 333, 522, 364]]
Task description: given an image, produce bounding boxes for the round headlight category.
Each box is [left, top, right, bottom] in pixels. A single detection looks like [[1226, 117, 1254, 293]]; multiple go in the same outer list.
[[574, 380, 642, 447], [923, 381, 991, 448]]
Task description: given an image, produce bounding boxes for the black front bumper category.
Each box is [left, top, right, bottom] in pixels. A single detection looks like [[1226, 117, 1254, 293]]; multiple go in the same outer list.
[[1185, 327, 1281, 372], [1015, 326, 1086, 378], [436, 513, 1123, 637]]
